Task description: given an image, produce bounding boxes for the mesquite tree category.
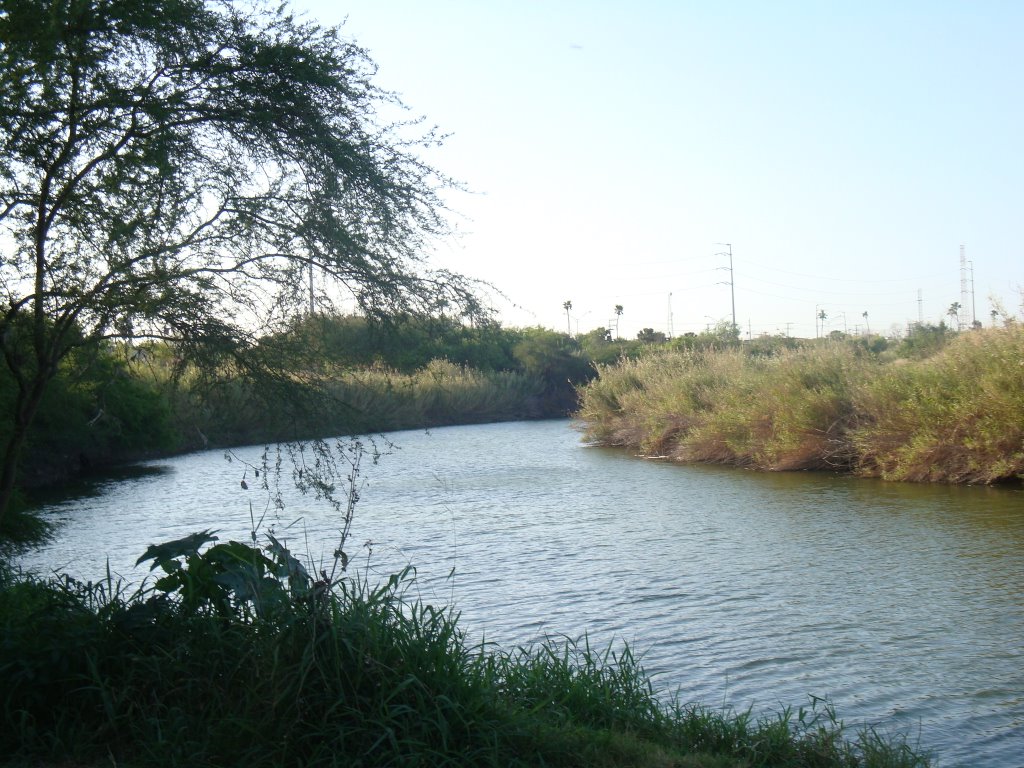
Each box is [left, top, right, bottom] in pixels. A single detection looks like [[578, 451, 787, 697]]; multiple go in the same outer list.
[[0, 0, 479, 527]]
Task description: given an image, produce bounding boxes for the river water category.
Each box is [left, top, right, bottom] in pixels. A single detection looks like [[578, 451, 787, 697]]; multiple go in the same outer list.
[[16, 419, 1024, 767]]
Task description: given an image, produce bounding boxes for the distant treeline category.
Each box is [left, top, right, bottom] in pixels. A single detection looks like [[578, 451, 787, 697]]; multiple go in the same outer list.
[[576, 323, 1024, 484]]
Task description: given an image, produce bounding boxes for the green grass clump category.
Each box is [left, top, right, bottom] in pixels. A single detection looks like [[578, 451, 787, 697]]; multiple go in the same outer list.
[[577, 326, 1024, 484], [1, 533, 931, 767]]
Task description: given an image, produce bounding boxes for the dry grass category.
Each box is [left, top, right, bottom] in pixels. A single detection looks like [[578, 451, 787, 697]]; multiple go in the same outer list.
[[577, 326, 1024, 484]]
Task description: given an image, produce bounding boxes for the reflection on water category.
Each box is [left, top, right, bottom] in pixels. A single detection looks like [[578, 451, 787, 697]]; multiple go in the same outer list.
[[17, 420, 1024, 767]]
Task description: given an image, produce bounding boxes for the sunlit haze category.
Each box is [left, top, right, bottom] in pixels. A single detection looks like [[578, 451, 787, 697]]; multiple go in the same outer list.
[[301, 0, 1024, 339]]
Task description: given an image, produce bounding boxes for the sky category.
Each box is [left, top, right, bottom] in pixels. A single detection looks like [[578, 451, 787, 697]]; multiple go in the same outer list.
[[300, 0, 1024, 340]]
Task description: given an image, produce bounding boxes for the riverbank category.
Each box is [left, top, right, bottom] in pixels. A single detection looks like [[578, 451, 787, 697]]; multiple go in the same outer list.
[[0, 533, 932, 768], [576, 324, 1024, 484], [8, 359, 557, 490]]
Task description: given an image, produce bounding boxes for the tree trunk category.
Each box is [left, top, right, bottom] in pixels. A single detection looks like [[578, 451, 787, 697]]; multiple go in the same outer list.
[[0, 423, 29, 528], [0, 378, 47, 531]]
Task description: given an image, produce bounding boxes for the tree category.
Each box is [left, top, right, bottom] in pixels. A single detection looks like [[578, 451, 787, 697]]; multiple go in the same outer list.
[[816, 309, 828, 338], [897, 322, 953, 359], [0, 0, 480, 528], [511, 327, 593, 414], [562, 300, 572, 336], [636, 327, 666, 344], [613, 304, 623, 339], [862, 310, 870, 335], [947, 302, 962, 329]]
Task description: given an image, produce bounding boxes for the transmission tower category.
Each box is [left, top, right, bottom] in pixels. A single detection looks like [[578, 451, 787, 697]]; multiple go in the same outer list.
[[714, 243, 736, 334]]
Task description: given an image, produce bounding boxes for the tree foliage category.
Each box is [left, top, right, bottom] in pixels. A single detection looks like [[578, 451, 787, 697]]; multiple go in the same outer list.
[[268, 313, 519, 374], [0, 0, 480, 528], [636, 327, 667, 344]]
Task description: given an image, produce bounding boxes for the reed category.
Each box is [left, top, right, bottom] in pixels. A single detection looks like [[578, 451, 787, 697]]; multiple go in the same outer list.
[[578, 344, 873, 472], [688, 343, 866, 471], [852, 325, 1024, 483], [576, 349, 747, 456], [146, 357, 547, 450], [328, 359, 546, 434], [577, 326, 1024, 484]]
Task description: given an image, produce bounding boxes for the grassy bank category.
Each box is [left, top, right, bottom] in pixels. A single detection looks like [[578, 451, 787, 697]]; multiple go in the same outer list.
[[1, 532, 930, 768], [1, 356, 549, 491], [576, 325, 1024, 484], [166, 358, 550, 451]]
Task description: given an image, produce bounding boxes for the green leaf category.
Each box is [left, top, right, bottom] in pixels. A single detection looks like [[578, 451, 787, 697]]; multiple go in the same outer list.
[[136, 530, 220, 570]]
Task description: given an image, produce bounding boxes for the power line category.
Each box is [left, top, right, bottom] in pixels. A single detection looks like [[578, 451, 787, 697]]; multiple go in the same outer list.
[[741, 262, 947, 284]]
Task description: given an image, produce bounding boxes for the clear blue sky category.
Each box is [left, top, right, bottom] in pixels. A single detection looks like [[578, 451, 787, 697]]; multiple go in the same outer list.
[[302, 0, 1023, 339]]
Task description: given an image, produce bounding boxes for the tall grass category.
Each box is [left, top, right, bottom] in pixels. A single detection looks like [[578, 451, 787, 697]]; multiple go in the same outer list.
[[156, 357, 547, 450], [578, 344, 870, 472], [852, 325, 1024, 482], [577, 326, 1024, 484], [327, 359, 547, 434]]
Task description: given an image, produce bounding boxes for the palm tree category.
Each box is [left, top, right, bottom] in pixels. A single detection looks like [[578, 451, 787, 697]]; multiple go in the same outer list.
[[816, 308, 827, 338], [563, 300, 573, 336], [614, 304, 623, 339], [862, 310, 870, 335]]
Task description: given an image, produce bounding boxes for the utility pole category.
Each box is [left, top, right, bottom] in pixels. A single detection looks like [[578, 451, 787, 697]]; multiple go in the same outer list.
[[959, 245, 969, 331], [667, 293, 674, 339], [714, 243, 736, 335], [969, 260, 977, 327]]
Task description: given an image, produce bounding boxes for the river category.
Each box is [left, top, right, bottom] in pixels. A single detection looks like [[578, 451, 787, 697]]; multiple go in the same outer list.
[[16, 419, 1024, 767]]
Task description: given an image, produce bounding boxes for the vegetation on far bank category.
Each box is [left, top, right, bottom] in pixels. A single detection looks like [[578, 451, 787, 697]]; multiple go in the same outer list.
[[0, 531, 932, 768], [6, 313, 1022, 524], [577, 322, 1024, 485], [0, 314, 602, 489]]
